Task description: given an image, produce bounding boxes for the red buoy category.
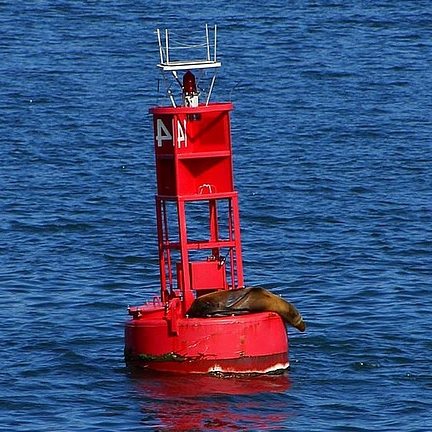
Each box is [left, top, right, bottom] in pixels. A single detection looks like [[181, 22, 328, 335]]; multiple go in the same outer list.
[[124, 26, 290, 374]]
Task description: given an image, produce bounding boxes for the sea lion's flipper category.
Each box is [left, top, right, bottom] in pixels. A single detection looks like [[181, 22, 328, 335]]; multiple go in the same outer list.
[[289, 312, 306, 332], [267, 294, 306, 332], [244, 287, 306, 332]]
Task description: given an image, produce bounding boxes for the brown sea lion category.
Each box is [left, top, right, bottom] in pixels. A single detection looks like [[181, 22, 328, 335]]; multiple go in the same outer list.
[[187, 287, 306, 332]]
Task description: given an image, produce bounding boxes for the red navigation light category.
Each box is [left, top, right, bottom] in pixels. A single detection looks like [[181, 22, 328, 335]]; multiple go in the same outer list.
[[183, 71, 197, 94]]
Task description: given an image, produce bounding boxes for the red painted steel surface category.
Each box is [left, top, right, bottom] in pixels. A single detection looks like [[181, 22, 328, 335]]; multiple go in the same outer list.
[[125, 305, 288, 374], [151, 104, 234, 198]]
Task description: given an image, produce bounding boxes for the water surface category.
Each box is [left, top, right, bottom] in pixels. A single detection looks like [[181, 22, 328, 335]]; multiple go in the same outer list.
[[1, 1, 432, 431]]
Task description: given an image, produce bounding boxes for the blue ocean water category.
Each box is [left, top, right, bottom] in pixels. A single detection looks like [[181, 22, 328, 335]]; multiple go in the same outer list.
[[1, 1, 432, 431]]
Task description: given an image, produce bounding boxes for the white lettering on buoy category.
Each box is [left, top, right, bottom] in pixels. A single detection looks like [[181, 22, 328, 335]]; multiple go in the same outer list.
[[156, 118, 188, 149], [155, 118, 172, 147], [176, 119, 187, 148]]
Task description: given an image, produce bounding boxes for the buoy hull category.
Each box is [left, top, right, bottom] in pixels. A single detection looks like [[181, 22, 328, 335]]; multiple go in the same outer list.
[[125, 307, 289, 374]]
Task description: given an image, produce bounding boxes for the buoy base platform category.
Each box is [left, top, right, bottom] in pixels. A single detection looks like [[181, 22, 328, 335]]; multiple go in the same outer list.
[[125, 302, 289, 375]]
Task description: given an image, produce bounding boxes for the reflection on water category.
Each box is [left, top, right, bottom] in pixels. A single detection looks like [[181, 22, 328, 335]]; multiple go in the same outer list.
[[132, 371, 292, 431]]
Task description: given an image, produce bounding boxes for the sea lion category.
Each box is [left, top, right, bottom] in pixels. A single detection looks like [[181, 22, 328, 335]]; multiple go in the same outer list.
[[187, 287, 305, 332]]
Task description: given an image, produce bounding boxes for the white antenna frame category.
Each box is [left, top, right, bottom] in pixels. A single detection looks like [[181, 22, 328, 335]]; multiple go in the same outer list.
[[155, 25, 221, 107]]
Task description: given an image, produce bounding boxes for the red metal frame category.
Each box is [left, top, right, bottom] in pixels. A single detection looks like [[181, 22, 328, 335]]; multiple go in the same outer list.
[[151, 103, 244, 313]]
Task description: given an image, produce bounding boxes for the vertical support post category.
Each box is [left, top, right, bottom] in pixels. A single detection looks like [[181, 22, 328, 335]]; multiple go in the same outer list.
[[214, 25, 217, 61], [156, 197, 169, 302], [177, 198, 194, 312], [162, 200, 174, 296], [157, 29, 164, 64], [205, 24, 210, 61], [209, 199, 219, 259], [227, 198, 235, 288], [165, 29, 170, 63], [231, 194, 244, 288]]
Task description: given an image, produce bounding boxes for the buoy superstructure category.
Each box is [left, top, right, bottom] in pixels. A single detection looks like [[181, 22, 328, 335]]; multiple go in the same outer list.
[[124, 25, 289, 374]]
